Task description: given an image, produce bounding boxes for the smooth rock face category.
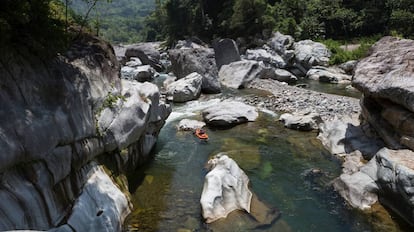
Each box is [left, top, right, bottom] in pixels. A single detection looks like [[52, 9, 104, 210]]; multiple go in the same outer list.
[[279, 112, 322, 131], [166, 72, 203, 102], [213, 38, 241, 70], [202, 100, 258, 127], [294, 40, 331, 70], [169, 48, 221, 93], [218, 60, 265, 89], [200, 154, 253, 223], [306, 66, 352, 84], [0, 35, 170, 231]]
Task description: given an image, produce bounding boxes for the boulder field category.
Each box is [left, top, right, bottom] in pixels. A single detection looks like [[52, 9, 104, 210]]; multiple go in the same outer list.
[[0, 34, 170, 231]]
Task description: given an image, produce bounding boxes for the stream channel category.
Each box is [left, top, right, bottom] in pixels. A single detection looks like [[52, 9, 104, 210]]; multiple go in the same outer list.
[[125, 80, 408, 232]]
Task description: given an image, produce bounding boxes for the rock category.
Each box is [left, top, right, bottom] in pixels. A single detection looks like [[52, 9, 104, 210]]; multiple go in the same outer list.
[[213, 38, 241, 70], [267, 31, 295, 55], [166, 72, 203, 102], [120, 65, 155, 82], [306, 66, 352, 84], [66, 162, 131, 232], [0, 34, 170, 230], [218, 60, 265, 89], [273, 68, 297, 83], [200, 153, 253, 223], [279, 112, 322, 131], [245, 48, 286, 68], [317, 118, 383, 158], [333, 169, 379, 210], [169, 48, 221, 93], [125, 57, 142, 67], [353, 36, 414, 112], [294, 40, 331, 70], [202, 100, 258, 127], [374, 148, 414, 224], [175, 39, 206, 50], [353, 37, 414, 149], [125, 42, 163, 72], [201, 153, 280, 228], [177, 119, 206, 131], [339, 60, 358, 75]]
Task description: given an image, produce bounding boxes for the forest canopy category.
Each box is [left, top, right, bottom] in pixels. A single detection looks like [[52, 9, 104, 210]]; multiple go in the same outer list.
[[0, 0, 413, 47]]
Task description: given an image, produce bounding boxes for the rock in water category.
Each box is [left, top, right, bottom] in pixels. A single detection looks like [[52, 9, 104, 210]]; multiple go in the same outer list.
[[200, 153, 280, 228], [200, 153, 253, 223], [202, 100, 258, 127]]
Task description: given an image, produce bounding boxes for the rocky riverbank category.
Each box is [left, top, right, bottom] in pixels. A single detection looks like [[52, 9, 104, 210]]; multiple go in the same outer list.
[[0, 34, 170, 231], [246, 78, 360, 121]]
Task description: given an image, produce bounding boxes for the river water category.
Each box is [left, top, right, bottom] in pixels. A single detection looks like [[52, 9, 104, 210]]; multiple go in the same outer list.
[[125, 81, 409, 231]]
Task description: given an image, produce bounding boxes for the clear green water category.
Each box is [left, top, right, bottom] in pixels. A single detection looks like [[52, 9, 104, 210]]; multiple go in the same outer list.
[[124, 96, 409, 232]]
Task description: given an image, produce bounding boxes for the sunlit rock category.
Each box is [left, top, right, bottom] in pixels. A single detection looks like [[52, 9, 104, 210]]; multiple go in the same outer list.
[[166, 72, 203, 102], [202, 100, 258, 127], [279, 112, 322, 131], [177, 119, 206, 131], [200, 153, 280, 227]]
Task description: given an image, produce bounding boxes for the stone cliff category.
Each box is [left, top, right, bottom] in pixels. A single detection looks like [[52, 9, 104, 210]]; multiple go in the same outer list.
[[0, 34, 170, 231]]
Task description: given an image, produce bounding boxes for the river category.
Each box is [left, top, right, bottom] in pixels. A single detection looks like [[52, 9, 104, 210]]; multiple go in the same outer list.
[[124, 81, 409, 231]]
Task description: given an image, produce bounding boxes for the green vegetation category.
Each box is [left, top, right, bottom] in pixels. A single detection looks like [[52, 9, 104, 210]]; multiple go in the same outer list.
[[320, 36, 381, 65], [69, 0, 155, 43], [145, 0, 414, 45]]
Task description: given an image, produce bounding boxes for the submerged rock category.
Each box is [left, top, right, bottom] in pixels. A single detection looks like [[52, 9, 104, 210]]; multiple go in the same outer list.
[[202, 100, 258, 127]]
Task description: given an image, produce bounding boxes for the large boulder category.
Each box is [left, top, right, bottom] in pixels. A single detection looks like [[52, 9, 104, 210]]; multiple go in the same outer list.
[[306, 66, 352, 84], [245, 48, 286, 68], [166, 72, 203, 102], [353, 36, 414, 149], [125, 42, 163, 72], [200, 153, 253, 223], [201, 153, 280, 227], [169, 48, 221, 93], [202, 100, 258, 127], [294, 40, 331, 71], [218, 60, 266, 89], [0, 35, 170, 230], [273, 68, 297, 83], [213, 38, 241, 70]]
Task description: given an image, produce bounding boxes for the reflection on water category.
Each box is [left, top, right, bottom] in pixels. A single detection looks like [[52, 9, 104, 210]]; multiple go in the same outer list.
[[125, 97, 407, 232]]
